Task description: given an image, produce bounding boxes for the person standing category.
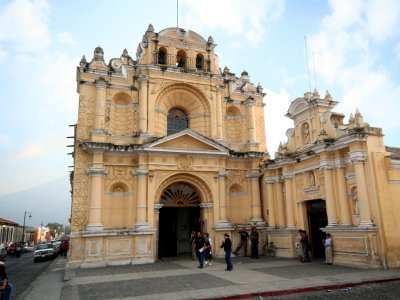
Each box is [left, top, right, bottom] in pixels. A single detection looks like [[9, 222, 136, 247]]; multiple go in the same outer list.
[[299, 230, 311, 263], [195, 231, 206, 268], [189, 231, 196, 260], [0, 256, 13, 300], [204, 232, 212, 266], [323, 233, 333, 265], [220, 233, 233, 271], [250, 227, 259, 259], [233, 227, 249, 257]]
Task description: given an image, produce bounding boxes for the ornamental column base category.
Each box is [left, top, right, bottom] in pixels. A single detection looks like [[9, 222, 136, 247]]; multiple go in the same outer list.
[[359, 220, 374, 227], [85, 223, 103, 231], [135, 222, 150, 231], [250, 218, 266, 227], [215, 220, 232, 229]]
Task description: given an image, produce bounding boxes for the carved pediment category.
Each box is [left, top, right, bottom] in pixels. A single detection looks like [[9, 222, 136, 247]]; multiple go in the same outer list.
[[144, 129, 229, 155]]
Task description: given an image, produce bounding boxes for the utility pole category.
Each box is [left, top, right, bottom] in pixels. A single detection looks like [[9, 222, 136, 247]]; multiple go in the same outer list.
[[22, 211, 32, 244]]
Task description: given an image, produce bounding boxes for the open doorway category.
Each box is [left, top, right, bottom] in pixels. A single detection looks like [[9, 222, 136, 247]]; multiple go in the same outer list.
[[306, 199, 328, 259], [158, 206, 200, 258]]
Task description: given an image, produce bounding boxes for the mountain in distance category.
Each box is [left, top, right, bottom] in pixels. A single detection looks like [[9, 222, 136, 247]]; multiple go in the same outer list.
[[0, 176, 71, 228]]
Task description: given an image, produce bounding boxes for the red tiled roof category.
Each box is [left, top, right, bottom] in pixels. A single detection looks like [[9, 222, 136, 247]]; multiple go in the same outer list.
[[0, 217, 19, 226]]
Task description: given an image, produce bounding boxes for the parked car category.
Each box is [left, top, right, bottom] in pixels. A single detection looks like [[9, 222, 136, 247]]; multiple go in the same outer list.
[[0, 245, 7, 259], [6, 243, 17, 255], [34, 243, 57, 262], [22, 243, 34, 253]]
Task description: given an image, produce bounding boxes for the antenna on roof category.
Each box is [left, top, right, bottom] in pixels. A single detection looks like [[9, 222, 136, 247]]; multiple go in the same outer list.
[[304, 36, 312, 95], [313, 52, 318, 91], [177, 0, 179, 28]]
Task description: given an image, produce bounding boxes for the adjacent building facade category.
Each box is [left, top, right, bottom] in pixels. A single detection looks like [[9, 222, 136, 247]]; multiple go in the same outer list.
[[69, 25, 400, 269]]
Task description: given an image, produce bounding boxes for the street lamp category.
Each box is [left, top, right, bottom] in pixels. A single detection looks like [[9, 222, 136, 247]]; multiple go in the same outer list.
[[22, 211, 32, 244]]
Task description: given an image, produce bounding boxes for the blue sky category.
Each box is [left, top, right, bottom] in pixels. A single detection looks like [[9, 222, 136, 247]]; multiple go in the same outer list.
[[1, 0, 399, 200]]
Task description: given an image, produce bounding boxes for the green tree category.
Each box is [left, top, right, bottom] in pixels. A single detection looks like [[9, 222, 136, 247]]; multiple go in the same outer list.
[[46, 222, 64, 237]]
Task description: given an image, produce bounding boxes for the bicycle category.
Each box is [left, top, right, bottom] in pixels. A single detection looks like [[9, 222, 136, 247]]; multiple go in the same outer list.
[[261, 240, 277, 257]]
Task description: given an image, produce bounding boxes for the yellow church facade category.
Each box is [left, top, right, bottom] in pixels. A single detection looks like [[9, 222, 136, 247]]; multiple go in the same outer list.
[[69, 24, 400, 269]]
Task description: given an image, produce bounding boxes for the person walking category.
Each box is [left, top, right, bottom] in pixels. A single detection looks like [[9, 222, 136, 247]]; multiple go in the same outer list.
[[323, 233, 333, 265], [204, 232, 212, 266], [220, 233, 233, 271], [299, 230, 311, 263], [195, 231, 206, 268], [0, 256, 13, 300], [249, 227, 259, 259], [233, 227, 249, 257]]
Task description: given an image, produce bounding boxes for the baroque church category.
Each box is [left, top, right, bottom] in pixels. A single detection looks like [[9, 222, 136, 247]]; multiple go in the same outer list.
[[69, 24, 400, 269]]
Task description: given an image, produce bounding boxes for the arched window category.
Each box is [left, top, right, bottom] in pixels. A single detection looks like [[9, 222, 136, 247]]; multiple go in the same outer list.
[[196, 53, 204, 69], [176, 50, 186, 67], [167, 108, 188, 135], [158, 47, 167, 65]]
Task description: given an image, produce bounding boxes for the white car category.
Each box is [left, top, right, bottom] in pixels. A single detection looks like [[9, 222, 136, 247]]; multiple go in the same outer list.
[[34, 243, 57, 262]]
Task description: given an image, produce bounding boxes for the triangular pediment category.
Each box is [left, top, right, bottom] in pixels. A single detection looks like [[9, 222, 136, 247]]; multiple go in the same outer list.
[[144, 129, 229, 155]]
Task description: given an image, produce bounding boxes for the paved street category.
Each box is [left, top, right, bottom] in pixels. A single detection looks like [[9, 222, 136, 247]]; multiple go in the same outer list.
[[3, 252, 52, 299], [11, 255, 400, 300]]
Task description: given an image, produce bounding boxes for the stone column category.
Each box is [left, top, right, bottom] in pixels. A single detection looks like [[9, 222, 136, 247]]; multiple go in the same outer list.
[[275, 179, 286, 227], [154, 203, 163, 260], [245, 97, 256, 143], [283, 173, 296, 228], [138, 77, 149, 134], [337, 165, 352, 226], [216, 171, 230, 227], [133, 169, 149, 229], [86, 167, 107, 231], [266, 177, 277, 228], [94, 77, 107, 133], [321, 164, 338, 227], [216, 86, 223, 139], [248, 174, 265, 225], [351, 152, 373, 226]]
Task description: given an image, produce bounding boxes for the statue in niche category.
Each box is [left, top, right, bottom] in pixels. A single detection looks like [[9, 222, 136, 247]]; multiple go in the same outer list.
[[304, 123, 310, 144], [351, 187, 359, 215], [309, 172, 316, 186]]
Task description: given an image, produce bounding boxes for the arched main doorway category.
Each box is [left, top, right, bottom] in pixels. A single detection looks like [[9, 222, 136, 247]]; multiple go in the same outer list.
[[158, 182, 201, 258], [306, 199, 328, 258]]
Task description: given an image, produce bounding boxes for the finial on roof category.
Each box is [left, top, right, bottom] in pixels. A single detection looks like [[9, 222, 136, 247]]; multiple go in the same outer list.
[[355, 108, 361, 117], [147, 23, 154, 32], [241, 70, 248, 76], [80, 55, 87, 67], [312, 88, 320, 99], [93, 46, 104, 62], [208, 36, 214, 44], [324, 90, 332, 100], [257, 83, 263, 93], [122, 48, 128, 56]]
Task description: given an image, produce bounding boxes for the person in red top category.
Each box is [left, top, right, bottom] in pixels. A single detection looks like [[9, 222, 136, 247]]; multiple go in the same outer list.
[[60, 240, 69, 257]]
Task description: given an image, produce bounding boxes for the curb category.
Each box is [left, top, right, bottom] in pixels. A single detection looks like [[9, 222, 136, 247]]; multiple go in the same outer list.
[[200, 277, 400, 300]]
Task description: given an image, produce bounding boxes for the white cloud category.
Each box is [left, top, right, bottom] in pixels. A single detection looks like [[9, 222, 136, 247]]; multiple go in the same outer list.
[[57, 32, 78, 46], [0, 48, 7, 62], [181, 0, 284, 46], [0, 133, 11, 144], [0, 0, 50, 52], [308, 0, 400, 136], [264, 88, 292, 157], [16, 144, 44, 160], [365, 0, 400, 43], [395, 43, 400, 59]]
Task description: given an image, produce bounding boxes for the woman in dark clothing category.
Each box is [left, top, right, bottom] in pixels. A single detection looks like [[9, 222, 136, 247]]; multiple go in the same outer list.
[[299, 230, 311, 262], [220, 233, 233, 271]]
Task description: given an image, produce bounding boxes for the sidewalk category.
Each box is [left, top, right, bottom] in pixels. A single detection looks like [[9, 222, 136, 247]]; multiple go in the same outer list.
[[23, 255, 400, 300]]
